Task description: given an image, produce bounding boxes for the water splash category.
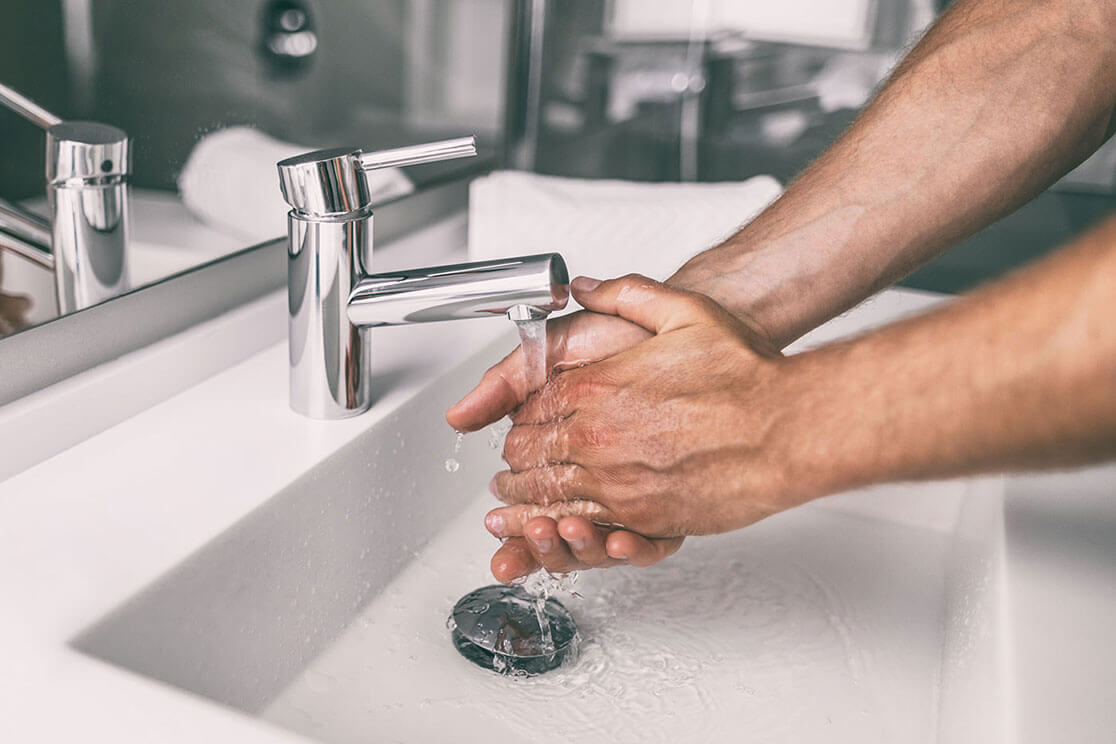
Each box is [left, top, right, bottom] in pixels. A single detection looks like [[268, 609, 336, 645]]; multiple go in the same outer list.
[[444, 431, 464, 473], [488, 418, 512, 450], [519, 570, 581, 656]]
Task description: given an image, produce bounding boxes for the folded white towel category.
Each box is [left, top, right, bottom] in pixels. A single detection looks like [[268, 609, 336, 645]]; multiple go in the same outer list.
[[468, 171, 782, 284], [177, 127, 414, 245]]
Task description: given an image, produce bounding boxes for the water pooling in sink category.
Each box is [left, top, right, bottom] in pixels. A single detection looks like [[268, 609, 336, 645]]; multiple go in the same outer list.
[[262, 488, 958, 743]]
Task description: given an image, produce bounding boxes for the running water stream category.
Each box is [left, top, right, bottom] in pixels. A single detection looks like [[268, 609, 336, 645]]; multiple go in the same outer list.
[[448, 315, 567, 659], [513, 315, 563, 656], [514, 317, 548, 391]]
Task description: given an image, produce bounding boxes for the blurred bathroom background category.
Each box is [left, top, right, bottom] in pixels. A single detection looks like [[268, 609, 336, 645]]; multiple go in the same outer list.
[[1, 0, 1114, 307]]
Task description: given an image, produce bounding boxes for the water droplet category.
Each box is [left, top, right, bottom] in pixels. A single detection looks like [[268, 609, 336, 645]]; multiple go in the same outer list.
[[444, 458, 460, 473]]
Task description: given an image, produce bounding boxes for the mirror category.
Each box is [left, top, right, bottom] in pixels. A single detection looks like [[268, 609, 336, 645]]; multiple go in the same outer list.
[[5, 0, 1105, 384], [0, 0, 510, 336]]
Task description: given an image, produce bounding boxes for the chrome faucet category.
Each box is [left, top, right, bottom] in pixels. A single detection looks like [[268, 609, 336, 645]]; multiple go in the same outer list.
[[278, 136, 569, 419], [0, 82, 130, 315]]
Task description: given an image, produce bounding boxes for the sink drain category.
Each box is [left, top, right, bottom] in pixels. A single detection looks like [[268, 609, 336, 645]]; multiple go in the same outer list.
[[449, 584, 579, 676]]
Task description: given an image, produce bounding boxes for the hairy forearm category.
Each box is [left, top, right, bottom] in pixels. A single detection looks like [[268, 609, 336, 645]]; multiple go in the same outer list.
[[775, 215, 1116, 502], [672, 0, 1116, 348]]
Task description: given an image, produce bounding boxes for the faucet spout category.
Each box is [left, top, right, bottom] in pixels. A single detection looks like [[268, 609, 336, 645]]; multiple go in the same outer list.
[[346, 254, 568, 327], [281, 136, 570, 419]]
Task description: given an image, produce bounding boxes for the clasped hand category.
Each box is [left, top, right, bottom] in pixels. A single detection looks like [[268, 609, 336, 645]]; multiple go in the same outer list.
[[447, 274, 801, 583]]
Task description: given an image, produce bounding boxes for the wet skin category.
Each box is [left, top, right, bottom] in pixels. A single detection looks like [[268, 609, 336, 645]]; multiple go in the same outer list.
[[448, 285, 687, 582], [449, 275, 786, 583]]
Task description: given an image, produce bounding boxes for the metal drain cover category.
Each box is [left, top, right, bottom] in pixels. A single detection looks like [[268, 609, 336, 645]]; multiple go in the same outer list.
[[449, 584, 579, 675]]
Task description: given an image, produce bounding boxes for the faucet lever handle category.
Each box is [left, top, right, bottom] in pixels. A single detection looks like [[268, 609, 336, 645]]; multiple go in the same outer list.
[[357, 136, 477, 172], [0, 81, 62, 130], [279, 136, 477, 218]]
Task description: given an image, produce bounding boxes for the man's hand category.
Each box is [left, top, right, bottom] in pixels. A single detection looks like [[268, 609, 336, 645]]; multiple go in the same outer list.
[[447, 292, 702, 583], [486, 214, 1116, 585], [482, 274, 806, 581]]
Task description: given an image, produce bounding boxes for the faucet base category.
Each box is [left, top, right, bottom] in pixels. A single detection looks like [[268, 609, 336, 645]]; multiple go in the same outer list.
[[287, 209, 374, 419]]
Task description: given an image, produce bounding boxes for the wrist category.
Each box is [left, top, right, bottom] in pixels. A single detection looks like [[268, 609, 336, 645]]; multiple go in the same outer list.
[[668, 248, 787, 351], [762, 342, 887, 505]]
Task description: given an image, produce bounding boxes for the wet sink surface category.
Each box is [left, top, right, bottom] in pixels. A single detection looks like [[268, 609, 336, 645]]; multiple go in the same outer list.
[[76, 439, 1002, 744], [260, 484, 984, 744]]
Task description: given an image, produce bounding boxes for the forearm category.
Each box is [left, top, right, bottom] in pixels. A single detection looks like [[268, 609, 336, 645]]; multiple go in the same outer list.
[[672, 0, 1116, 348], [777, 215, 1116, 502]]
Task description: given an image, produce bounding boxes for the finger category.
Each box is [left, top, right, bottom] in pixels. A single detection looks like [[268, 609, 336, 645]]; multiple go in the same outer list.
[[511, 364, 619, 427], [504, 416, 608, 470], [446, 311, 650, 432], [556, 516, 614, 566], [446, 345, 525, 433], [490, 537, 539, 584], [502, 421, 566, 471], [510, 370, 583, 426], [523, 517, 581, 574], [571, 274, 717, 335], [491, 466, 602, 506], [485, 501, 617, 539], [605, 530, 685, 568]]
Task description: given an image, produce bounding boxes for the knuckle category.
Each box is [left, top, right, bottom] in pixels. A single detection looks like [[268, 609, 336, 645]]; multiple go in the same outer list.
[[618, 272, 653, 288], [543, 373, 574, 407], [501, 429, 528, 466], [569, 419, 608, 452], [558, 373, 611, 410], [481, 360, 512, 386], [525, 472, 557, 504], [677, 292, 715, 318]]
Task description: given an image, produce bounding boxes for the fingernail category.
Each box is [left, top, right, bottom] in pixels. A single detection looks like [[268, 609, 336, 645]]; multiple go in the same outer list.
[[611, 549, 630, 560], [486, 513, 505, 535], [569, 538, 587, 552], [571, 276, 602, 292], [488, 475, 498, 497], [532, 538, 554, 552]]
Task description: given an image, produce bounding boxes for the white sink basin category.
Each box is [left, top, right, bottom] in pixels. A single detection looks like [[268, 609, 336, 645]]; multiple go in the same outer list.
[[70, 294, 1013, 743], [73, 440, 1008, 743], [259, 481, 1007, 744]]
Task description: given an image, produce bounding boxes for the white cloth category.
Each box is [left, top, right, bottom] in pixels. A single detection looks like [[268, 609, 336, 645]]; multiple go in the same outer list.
[[468, 171, 782, 282], [177, 127, 414, 245]]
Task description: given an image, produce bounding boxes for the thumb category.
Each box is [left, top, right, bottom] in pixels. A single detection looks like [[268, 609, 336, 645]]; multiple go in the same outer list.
[[571, 274, 713, 335]]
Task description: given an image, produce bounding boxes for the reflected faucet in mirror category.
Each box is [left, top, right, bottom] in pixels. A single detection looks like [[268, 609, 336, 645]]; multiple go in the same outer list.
[[278, 136, 569, 419], [0, 81, 131, 320]]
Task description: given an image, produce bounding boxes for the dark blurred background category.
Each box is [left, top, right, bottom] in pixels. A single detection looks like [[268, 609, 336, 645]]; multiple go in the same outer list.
[[2, 0, 1114, 293]]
